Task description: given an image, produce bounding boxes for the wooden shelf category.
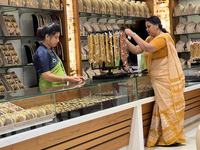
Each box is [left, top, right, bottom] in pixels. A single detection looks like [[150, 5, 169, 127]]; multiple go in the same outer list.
[[173, 13, 200, 18], [79, 12, 148, 21], [174, 32, 200, 36]]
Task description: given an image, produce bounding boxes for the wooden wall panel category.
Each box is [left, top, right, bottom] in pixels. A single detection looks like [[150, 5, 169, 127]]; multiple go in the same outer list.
[[46, 120, 131, 150], [185, 106, 200, 120], [90, 134, 130, 150], [143, 112, 152, 120], [185, 97, 200, 106], [184, 88, 200, 100], [73, 0, 82, 76], [143, 125, 150, 138], [12, 94, 53, 109], [186, 101, 200, 111], [69, 127, 131, 150], [169, 0, 179, 42], [1, 108, 133, 150], [143, 119, 151, 127], [142, 102, 154, 114]]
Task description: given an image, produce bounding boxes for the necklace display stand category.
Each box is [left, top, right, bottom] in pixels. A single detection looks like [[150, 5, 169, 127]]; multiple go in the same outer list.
[[186, 3, 196, 15], [175, 22, 185, 34], [174, 4, 185, 16]]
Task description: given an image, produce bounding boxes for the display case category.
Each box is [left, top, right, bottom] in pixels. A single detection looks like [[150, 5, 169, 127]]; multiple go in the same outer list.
[[0, 65, 199, 149], [0, 72, 149, 137], [0, 65, 199, 138]]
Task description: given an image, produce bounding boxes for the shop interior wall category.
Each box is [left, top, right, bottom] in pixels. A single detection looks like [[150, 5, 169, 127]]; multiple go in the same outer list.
[[177, 0, 200, 60], [178, 0, 200, 42], [0, 12, 37, 88]]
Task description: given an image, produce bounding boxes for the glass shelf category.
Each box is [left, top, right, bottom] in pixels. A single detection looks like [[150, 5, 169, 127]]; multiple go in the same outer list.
[[183, 65, 200, 70], [0, 36, 38, 41], [79, 12, 148, 20], [0, 64, 34, 68], [0, 64, 199, 103], [0, 4, 62, 14], [0, 73, 143, 103]]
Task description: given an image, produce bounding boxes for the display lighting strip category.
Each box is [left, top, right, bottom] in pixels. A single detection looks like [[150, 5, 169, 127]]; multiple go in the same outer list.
[[66, 0, 77, 76], [154, 0, 170, 33]]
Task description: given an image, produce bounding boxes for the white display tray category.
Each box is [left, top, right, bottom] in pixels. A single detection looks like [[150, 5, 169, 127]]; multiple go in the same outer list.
[[0, 114, 54, 135]]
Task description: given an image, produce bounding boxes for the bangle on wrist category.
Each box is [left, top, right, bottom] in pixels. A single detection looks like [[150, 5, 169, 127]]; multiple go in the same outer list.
[[132, 32, 136, 37], [62, 76, 64, 82]]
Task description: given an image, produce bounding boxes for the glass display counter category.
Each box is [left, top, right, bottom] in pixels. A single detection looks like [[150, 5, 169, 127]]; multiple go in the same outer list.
[[0, 67, 199, 138], [184, 65, 200, 87]]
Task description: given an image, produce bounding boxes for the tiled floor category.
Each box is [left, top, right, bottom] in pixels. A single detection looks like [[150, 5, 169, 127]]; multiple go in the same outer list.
[[144, 120, 200, 150]]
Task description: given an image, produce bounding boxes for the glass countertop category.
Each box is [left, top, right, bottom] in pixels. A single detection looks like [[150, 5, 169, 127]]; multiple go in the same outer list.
[[0, 72, 147, 103], [1, 64, 200, 103]]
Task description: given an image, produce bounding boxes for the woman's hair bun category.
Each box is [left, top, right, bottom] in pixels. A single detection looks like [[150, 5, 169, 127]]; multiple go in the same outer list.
[[37, 26, 44, 39], [36, 23, 61, 40]]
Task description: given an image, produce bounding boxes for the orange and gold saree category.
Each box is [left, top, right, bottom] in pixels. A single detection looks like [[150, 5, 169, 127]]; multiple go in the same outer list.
[[144, 33, 186, 147]]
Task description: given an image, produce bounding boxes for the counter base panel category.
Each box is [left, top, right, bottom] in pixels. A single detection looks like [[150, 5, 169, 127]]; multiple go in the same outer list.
[[1, 108, 133, 150]]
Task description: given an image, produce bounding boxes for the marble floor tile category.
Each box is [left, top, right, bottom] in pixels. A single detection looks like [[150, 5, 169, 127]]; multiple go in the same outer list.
[[144, 146, 158, 150], [154, 137, 196, 150], [144, 136, 196, 150], [185, 127, 198, 140]]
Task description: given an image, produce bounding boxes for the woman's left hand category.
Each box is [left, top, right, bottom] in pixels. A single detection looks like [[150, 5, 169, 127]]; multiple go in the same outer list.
[[125, 29, 134, 37], [78, 76, 85, 81], [127, 69, 134, 74]]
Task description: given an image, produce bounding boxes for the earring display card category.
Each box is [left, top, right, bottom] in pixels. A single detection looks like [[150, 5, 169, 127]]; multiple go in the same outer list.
[[0, 72, 25, 92], [0, 73, 20, 92], [0, 14, 21, 36], [0, 43, 20, 66], [0, 79, 6, 93]]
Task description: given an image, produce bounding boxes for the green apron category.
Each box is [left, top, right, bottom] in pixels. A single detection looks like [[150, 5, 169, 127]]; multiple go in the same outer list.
[[141, 53, 147, 70], [107, 58, 120, 72], [39, 51, 67, 93]]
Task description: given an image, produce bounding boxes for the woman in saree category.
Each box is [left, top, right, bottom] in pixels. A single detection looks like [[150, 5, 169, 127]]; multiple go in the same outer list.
[[34, 23, 85, 93], [125, 16, 186, 147]]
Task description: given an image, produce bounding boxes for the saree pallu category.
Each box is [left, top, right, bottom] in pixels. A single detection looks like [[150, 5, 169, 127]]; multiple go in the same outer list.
[[146, 36, 186, 147]]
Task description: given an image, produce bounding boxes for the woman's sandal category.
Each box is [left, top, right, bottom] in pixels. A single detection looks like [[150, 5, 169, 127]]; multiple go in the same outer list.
[[160, 143, 181, 147]]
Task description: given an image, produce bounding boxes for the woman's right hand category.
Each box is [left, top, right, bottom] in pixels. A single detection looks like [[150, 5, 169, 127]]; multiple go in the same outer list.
[[67, 77, 81, 83], [125, 28, 134, 37]]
